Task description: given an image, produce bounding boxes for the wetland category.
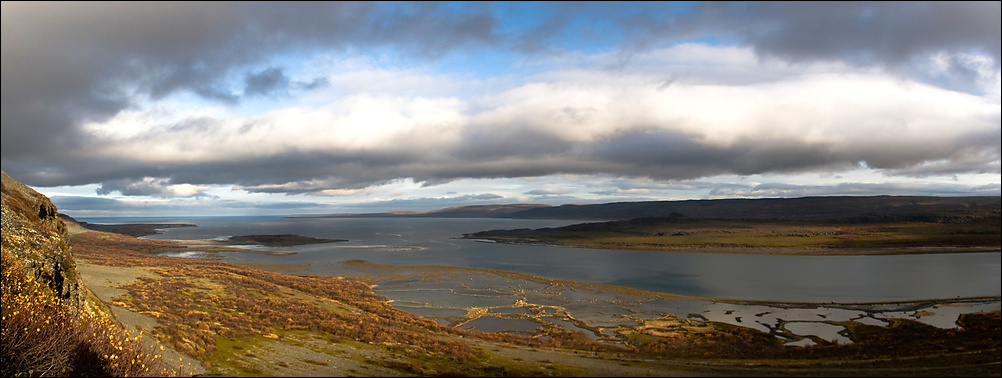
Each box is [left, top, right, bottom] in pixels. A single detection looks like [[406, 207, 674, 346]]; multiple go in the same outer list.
[[79, 215, 1000, 344], [64, 200, 1002, 376]]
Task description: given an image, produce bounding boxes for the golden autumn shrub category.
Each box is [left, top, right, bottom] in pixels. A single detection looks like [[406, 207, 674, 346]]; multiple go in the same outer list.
[[2, 248, 181, 377]]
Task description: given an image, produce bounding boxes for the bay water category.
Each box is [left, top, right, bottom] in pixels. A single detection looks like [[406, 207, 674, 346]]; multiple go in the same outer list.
[[82, 215, 1001, 303]]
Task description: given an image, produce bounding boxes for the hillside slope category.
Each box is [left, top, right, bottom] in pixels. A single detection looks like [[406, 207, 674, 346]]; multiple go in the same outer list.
[[3, 170, 182, 376], [1, 170, 82, 306]]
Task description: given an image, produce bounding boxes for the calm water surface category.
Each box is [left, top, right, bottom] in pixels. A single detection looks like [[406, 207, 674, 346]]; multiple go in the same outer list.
[[84, 216, 1002, 303]]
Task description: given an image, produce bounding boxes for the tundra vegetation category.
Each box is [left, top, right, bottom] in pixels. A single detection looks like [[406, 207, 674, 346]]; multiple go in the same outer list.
[[60, 225, 1001, 376], [2, 249, 182, 377]]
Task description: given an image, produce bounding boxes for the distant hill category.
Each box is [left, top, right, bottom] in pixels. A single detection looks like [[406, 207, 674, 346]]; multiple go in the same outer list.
[[60, 214, 197, 237], [294, 195, 1001, 221]]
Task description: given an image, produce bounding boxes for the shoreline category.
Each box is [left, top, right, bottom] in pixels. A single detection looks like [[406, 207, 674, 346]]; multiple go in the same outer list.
[[323, 259, 1001, 343], [335, 258, 1002, 308], [465, 238, 1002, 256]]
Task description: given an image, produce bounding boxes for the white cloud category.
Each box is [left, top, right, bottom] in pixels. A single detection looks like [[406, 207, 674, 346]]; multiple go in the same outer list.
[[69, 44, 997, 195]]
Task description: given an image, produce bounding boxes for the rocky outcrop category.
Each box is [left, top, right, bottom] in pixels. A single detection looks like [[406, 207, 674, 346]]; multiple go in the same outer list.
[[1, 170, 82, 307]]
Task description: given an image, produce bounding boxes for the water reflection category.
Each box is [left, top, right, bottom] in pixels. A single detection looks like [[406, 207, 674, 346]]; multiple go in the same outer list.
[[359, 262, 1001, 345]]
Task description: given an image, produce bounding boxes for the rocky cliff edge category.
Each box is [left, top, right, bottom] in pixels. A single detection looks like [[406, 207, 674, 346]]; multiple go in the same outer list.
[[1, 170, 82, 307]]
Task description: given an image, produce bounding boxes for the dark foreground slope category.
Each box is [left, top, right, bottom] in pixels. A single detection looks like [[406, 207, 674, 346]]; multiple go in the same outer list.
[[2, 170, 182, 376]]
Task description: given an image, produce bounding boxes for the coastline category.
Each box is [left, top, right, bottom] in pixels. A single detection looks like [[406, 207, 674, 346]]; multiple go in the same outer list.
[[466, 238, 1002, 256]]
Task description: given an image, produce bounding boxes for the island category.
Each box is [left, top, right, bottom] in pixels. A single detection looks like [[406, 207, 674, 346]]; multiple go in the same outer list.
[[219, 234, 347, 247]]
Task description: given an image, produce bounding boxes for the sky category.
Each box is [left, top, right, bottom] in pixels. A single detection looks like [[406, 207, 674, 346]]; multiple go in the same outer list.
[[2, 1, 1000, 217]]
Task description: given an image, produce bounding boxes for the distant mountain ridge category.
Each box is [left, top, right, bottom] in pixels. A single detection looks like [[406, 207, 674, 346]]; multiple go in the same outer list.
[[294, 195, 1001, 221], [290, 203, 554, 218]]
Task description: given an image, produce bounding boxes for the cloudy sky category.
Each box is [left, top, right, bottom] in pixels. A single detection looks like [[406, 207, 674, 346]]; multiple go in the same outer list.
[[2, 1, 999, 217]]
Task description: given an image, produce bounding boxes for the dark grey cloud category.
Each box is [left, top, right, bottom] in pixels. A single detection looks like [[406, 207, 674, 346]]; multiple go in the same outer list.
[[194, 86, 241, 104], [743, 2, 998, 65], [197, 66, 309, 103], [449, 125, 575, 159], [627, 2, 1000, 66], [620, 2, 1001, 94], [1, 1, 499, 163], [20, 117, 997, 199], [244, 68, 291, 97]]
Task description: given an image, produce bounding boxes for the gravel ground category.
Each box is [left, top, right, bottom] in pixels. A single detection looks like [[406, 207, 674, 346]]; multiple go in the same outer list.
[[74, 261, 724, 377], [76, 262, 208, 376], [74, 260, 1000, 377]]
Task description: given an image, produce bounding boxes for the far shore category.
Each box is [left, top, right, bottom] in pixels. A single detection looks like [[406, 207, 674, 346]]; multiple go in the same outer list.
[[465, 238, 1002, 256]]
